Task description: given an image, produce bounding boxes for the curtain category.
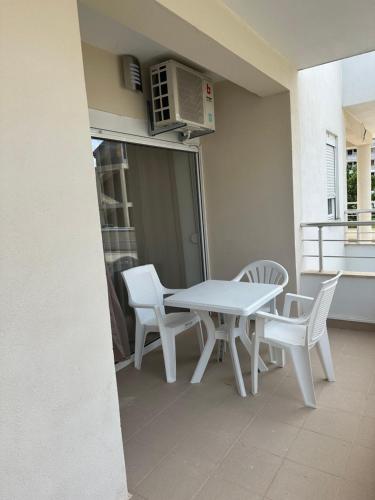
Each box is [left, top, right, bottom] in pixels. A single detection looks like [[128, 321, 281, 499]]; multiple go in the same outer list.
[[106, 266, 131, 362]]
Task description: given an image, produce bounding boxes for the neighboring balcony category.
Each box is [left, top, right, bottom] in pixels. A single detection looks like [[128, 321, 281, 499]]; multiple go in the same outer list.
[[301, 213, 375, 325]]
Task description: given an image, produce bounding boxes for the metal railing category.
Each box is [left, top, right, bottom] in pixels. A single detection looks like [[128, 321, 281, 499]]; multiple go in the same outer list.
[[344, 208, 375, 240], [301, 220, 375, 272], [345, 205, 375, 222]]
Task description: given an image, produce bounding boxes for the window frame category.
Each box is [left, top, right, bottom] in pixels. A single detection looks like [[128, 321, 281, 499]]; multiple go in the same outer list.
[[326, 131, 339, 220]]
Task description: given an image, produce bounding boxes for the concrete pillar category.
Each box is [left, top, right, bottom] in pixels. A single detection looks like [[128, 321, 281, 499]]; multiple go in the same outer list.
[[0, 1, 127, 499], [356, 144, 372, 239]]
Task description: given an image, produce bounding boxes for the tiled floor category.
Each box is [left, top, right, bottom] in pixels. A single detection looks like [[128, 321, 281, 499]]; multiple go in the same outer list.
[[117, 327, 375, 500]]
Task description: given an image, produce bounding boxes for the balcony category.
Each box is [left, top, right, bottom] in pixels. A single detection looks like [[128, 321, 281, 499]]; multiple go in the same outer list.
[[301, 216, 375, 325], [118, 326, 375, 499]]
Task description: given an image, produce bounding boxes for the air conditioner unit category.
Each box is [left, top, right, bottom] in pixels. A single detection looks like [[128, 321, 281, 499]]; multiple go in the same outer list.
[[149, 60, 215, 139]]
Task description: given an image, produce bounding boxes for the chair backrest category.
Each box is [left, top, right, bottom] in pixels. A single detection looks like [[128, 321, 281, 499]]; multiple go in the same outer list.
[[121, 265, 165, 324], [233, 260, 289, 288], [307, 272, 342, 345]]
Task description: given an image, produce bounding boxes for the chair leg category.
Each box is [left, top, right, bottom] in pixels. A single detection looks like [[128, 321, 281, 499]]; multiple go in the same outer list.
[[273, 347, 286, 368], [290, 347, 316, 408], [159, 328, 176, 383], [134, 320, 147, 370], [250, 332, 260, 395], [196, 321, 205, 354], [269, 345, 277, 364], [317, 332, 336, 382], [238, 326, 268, 373], [268, 298, 278, 365]]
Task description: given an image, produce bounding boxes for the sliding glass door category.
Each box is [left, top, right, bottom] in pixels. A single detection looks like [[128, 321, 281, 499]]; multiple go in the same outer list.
[[91, 138, 205, 360]]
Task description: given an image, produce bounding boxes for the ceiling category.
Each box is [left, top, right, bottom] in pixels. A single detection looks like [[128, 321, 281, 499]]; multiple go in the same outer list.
[[78, 3, 222, 80], [224, 0, 375, 69]]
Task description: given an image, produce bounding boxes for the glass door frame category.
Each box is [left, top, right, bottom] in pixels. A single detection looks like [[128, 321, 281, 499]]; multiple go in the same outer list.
[[91, 125, 210, 300]]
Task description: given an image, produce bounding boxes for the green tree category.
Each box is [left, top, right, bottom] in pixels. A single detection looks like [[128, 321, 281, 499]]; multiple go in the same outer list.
[[347, 163, 357, 204]]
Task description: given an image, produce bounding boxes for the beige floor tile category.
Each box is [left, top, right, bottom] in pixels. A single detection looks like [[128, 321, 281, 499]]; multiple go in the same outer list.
[[341, 332, 375, 360], [303, 406, 360, 442], [182, 378, 234, 407], [128, 494, 146, 500], [135, 450, 209, 500], [364, 395, 375, 417], [194, 476, 262, 500], [287, 429, 351, 476], [345, 445, 375, 484], [198, 399, 255, 438], [244, 364, 287, 395], [120, 407, 152, 441], [336, 479, 375, 500], [240, 415, 299, 457], [259, 394, 311, 427], [333, 354, 375, 393], [116, 366, 159, 395], [266, 460, 340, 500], [317, 383, 366, 414], [173, 427, 235, 474], [124, 437, 170, 490], [275, 375, 324, 403], [120, 383, 187, 440], [355, 416, 375, 449], [131, 413, 184, 455], [274, 376, 304, 401], [220, 390, 272, 416], [216, 442, 282, 496]]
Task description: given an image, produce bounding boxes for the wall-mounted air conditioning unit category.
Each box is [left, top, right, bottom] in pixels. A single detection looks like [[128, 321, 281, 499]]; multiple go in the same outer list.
[[149, 60, 215, 139]]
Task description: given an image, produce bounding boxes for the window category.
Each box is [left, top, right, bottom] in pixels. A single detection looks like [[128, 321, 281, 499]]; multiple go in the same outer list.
[[326, 132, 338, 219]]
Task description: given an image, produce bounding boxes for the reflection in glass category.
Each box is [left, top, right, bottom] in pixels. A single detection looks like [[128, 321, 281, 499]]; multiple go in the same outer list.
[[92, 138, 204, 360]]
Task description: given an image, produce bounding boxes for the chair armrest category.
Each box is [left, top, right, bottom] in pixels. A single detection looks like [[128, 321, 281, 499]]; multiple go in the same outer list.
[[163, 288, 184, 295], [129, 301, 156, 309], [232, 271, 243, 282], [282, 293, 314, 317], [256, 310, 309, 325]]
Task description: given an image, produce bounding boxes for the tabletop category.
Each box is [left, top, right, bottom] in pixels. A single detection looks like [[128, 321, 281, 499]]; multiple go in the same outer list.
[[164, 280, 283, 316]]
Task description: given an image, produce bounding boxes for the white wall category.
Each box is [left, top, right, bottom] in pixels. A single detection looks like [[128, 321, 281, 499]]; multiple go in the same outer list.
[[296, 62, 347, 272], [201, 82, 297, 291], [0, 2, 126, 499], [297, 62, 346, 222], [342, 51, 375, 107], [82, 42, 147, 120]]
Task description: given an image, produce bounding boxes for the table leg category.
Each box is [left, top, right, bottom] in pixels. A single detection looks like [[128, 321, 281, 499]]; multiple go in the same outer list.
[[227, 316, 247, 398], [191, 310, 217, 384]]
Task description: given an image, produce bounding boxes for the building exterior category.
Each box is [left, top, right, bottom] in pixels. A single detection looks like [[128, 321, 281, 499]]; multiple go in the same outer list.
[[2, 1, 375, 499]]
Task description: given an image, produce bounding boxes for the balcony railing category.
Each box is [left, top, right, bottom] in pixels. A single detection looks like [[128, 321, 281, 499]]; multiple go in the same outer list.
[[346, 204, 375, 221], [301, 219, 375, 272]]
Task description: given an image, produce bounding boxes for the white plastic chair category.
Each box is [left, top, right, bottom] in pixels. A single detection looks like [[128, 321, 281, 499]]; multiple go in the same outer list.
[[233, 260, 289, 365], [251, 272, 342, 408], [233, 260, 289, 290], [122, 264, 204, 383]]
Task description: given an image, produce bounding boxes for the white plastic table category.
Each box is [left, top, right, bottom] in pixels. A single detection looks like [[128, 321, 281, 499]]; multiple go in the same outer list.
[[164, 280, 283, 397]]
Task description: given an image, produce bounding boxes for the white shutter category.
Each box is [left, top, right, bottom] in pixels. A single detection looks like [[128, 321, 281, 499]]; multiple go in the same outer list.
[[326, 143, 336, 199]]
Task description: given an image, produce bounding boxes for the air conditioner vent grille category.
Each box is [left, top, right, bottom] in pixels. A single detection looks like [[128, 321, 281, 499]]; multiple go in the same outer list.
[[176, 67, 204, 124]]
